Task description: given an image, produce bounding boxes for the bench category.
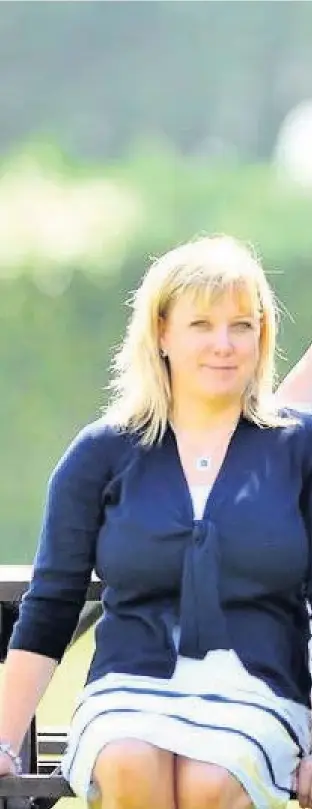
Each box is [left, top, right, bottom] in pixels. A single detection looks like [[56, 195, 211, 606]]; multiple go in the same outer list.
[[0, 566, 101, 809]]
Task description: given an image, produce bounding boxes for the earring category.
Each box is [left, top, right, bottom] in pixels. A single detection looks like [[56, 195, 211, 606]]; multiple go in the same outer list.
[[160, 348, 167, 359]]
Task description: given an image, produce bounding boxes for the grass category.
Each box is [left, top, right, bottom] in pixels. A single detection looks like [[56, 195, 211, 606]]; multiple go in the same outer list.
[[37, 628, 94, 726]]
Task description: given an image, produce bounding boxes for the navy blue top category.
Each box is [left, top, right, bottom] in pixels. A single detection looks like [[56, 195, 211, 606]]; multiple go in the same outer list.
[[10, 410, 312, 706]]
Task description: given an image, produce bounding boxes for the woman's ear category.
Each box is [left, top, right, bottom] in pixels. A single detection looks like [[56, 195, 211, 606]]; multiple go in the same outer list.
[[158, 315, 167, 356]]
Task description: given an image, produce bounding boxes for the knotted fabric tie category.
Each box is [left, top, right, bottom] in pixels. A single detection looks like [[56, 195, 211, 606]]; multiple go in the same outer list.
[[179, 519, 230, 658]]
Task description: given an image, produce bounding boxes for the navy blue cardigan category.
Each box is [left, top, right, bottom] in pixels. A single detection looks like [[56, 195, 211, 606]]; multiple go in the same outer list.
[[10, 411, 312, 706]]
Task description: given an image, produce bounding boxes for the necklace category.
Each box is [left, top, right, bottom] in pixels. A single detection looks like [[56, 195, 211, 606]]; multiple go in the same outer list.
[[169, 420, 238, 473], [196, 455, 212, 471]]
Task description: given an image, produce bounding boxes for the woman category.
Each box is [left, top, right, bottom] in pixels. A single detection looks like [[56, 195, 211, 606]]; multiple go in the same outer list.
[[0, 235, 312, 809]]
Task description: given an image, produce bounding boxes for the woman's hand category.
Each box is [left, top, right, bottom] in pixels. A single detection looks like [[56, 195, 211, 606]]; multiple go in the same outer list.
[[0, 750, 18, 777], [293, 756, 312, 808]]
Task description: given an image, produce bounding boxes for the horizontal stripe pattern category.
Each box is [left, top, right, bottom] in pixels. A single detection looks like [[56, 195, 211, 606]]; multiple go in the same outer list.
[[61, 650, 310, 808], [72, 684, 303, 748]]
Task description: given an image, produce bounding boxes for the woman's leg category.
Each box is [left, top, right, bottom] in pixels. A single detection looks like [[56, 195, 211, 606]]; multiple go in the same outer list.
[[176, 758, 253, 809], [92, 739, 176, 809]]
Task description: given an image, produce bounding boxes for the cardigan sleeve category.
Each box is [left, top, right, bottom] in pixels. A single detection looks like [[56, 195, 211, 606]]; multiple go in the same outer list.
[[9, 420, 114, 661]]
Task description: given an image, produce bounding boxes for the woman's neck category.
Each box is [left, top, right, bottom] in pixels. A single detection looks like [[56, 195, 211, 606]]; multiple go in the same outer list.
[[169, 399, 242, 435]]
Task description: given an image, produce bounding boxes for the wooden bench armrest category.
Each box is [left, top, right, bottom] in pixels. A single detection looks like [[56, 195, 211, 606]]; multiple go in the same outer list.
[[0, 566, 101, 603], [0, 775, 73, 799]]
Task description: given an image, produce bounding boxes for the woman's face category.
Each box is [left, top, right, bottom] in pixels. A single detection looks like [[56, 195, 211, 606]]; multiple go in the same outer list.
[[159, 288, 261, 406]]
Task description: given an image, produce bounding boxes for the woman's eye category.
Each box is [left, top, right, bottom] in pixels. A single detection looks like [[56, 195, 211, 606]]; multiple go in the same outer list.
[[191, 320, 253, 329], [232, 321, 253, 331], [191, 320, 211, 329]]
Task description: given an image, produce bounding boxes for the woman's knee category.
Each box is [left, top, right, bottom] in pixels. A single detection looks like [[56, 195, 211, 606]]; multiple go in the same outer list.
[[177, 759, 252, 809], [93, 739, 174, 809]]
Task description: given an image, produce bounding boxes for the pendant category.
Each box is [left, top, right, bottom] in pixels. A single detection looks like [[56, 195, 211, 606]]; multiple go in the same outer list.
[[196, 456, 212, 471]]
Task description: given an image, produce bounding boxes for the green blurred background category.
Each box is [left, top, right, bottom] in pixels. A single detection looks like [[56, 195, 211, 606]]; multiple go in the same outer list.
[[1, 1, 312, 563]]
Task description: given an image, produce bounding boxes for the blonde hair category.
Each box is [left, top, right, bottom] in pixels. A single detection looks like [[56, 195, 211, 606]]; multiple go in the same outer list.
[[104, 235, 293, 445]]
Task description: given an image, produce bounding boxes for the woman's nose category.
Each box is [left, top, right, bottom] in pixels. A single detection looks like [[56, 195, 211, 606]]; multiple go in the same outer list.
[[211, 327, 233, 352]]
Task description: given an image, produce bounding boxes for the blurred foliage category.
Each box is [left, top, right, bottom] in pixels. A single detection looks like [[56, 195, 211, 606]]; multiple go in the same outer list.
[[3, 141, 312, 275], [0, 144, 311, 562], [1, 2, 312, 161]]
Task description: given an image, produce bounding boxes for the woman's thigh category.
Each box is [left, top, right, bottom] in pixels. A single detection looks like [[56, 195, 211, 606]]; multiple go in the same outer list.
[[176, 757, 253, 809], [92, 739, 175, 809]]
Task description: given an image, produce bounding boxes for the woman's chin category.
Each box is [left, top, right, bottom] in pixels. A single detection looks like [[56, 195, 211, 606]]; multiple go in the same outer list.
[[200, 388, 242, 405]]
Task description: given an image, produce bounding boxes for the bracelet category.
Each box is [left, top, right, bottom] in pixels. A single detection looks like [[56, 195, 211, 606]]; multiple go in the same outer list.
[[0, 741, 22, 774]]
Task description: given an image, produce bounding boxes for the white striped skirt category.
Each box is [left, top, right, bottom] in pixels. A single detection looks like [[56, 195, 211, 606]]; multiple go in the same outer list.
[[61, 649, 311, 808]]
